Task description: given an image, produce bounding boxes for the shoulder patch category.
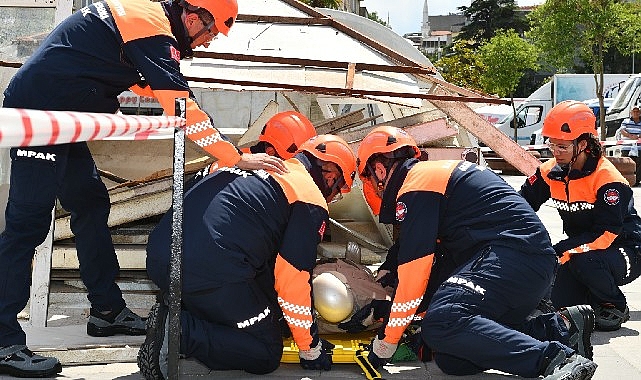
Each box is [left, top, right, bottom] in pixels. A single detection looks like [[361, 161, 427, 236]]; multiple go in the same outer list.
[[604, 188, 620, 206], [527, 174, 537, 185], [395, 201, 407, 222], [170, 46, 180, 62]]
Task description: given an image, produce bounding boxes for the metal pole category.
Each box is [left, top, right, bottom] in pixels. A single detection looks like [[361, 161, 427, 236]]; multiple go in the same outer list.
[[167, 98, 186, 379]]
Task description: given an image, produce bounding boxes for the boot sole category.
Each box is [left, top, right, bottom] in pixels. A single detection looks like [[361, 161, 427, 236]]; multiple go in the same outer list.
[[573, 361, 597, 380], [137, 303, 168, 380], [87, 323, 146, 337], [565, 305, 595, 360]]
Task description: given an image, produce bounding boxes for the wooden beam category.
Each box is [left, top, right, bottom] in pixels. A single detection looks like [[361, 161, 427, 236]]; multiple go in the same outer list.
[[341, 117, 457, 152], [429, 86, 540, 176], [314, 109, 365, 134], [55, 179, 173, 241]]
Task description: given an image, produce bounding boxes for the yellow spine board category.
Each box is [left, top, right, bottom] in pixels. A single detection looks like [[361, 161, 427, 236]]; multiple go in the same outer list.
[[281, 333, 375, 364]]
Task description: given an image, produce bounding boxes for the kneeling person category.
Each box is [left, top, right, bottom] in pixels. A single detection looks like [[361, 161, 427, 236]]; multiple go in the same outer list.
[[139, 135, 356, 378]]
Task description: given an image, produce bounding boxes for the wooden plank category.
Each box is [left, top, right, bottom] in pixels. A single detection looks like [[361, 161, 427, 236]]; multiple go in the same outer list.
[[429, 86, 541, 176], [341, 117, 457, 152], [55, 186, 172, 241], [345, 63, 355, 90], [51, 245, 147, 270], [315, 109, 365, 135]]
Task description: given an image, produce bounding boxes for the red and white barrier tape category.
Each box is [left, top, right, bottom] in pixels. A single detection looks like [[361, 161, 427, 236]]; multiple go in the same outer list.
[[0, 108, 184, 147]]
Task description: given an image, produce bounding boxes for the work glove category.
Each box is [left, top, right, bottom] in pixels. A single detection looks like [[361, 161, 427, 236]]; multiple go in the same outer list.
[[367, 334, 398, 369], [376, 270, 398, 289], [338, 300, 392, 333], [299, 338, 334, 370]]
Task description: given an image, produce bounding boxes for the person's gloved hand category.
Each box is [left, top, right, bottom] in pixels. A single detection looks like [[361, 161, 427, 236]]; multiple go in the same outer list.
[[338, 300, 392, 333], [376, 270, 398, 288], [367, 335, 398, 369], [338, 302, 373, 333], [299, 338, 334, 370]]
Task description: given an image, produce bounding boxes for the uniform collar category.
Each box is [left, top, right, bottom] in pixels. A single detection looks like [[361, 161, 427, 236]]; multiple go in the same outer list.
[[162, 1, 194, 58], [379, 158, 419, 224], [548, 155, 599, 181]]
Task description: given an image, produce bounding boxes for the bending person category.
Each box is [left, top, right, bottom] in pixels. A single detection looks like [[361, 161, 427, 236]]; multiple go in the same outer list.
[[140, 135, 356, 378], [356, 126, 597, 379]]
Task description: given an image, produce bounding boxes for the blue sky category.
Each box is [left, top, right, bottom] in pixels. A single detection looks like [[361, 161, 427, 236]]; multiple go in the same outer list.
[[361, 0, 544, 36]]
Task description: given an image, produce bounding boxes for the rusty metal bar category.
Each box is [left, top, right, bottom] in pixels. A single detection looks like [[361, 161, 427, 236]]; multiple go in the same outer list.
[[183, 75, 509, 105], [192, 51, 436, 75], [237, 14, 331, 25]]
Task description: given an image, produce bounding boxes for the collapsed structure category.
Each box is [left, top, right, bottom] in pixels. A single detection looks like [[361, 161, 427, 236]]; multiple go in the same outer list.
[[0, 0, 540, 329]]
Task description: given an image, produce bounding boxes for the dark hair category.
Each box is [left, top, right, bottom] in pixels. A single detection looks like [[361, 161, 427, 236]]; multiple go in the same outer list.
[[577, 133, 602, 159], [366, 148, 414, 176]]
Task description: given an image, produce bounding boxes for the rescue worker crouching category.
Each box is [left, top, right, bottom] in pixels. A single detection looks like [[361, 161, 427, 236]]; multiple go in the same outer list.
[[356, 126, 598, 379], [190, 110, 317, 184], [139, 135, 356, 378], [520, 100, 641, 331]]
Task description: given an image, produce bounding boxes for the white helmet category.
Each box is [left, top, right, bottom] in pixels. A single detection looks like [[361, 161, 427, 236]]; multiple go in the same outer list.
[[312, 272, 354, 323]]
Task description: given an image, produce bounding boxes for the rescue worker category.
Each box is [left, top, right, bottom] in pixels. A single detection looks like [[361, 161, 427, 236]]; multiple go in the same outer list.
[[190, 110, 317, 183], [139, 135, 356, 378], [356, 126, 598, 379], [0, 0, 285, 377], [520, 100, 641, 331]]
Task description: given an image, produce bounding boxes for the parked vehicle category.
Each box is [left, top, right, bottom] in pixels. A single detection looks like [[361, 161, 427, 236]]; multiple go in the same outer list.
[[494, 74, 630, 145], [529, 98, 614, 145], [604, 74, 641, 138]]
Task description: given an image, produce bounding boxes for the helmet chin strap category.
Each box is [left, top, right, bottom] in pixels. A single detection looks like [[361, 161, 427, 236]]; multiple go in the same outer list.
[[564, 142, 585, 172], [191, 20, 215, 41]]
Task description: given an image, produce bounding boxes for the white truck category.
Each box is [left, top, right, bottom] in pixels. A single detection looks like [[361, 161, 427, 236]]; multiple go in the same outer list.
[[604, 73, 641, 138], [494, 73, 631, 145]]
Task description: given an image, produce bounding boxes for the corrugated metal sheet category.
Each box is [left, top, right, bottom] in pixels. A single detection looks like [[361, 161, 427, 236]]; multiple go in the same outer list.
[[182, 0, 430, 108]]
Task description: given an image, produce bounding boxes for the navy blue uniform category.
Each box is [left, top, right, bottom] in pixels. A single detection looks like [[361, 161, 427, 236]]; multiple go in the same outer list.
[[377, 159, 575, 377], [0, 0, 241, 346], [520, 156, 641, 311], [146, 154, 328, 374]]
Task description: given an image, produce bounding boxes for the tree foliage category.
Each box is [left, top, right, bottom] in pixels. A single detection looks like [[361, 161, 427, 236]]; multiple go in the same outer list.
[[478, 29, 539, 141], [479, 29, 539, 97], [435, 40, 484, 92], [527, 0, 631, 140], [614, 1, 641, 58], [299, 0, 341, 9], [456, 0, 528, 45], [367, 11, 389, 28]]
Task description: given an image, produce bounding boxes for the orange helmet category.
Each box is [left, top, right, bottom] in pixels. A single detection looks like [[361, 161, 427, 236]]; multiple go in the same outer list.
[[260, 111, 317, 159], [299, 135, 356, 193], [356, 126, 421, 177], [182, 0, 238, 36], [542, 100, 597, 141]]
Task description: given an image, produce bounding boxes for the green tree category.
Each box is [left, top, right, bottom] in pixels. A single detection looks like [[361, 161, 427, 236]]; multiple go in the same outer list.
[[456, 0, 528, 46], [435, 40, 484, 92], [367, 11, 389, 28], [528, 0, 633, 140], [299, 0, 341, 9], [615, 1, 641, 70], [478, 29, 539, 141]]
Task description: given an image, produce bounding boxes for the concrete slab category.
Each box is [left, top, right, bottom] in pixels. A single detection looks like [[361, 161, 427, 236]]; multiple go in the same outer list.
[[6, 173, 641, 379]]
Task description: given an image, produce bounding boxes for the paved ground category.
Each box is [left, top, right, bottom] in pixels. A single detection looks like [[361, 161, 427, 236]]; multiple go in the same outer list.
[[5, 173, 641, 379]]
